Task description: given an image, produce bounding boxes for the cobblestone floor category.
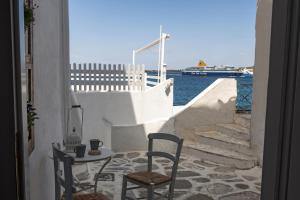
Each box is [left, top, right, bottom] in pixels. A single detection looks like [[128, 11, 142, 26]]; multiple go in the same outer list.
[[76, 151, 262, 200]]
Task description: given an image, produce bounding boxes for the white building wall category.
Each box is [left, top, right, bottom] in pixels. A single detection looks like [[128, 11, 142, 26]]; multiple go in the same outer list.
[[250, 0, 273, 164], [28, 0, 69, 200]]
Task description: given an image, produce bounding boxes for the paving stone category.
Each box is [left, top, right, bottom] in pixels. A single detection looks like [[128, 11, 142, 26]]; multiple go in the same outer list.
[[105, 167, 131, 171], [173, 191, 187, 198], [132, 158, 148, 163], [214, 166, 236, 173], [256, 186, 261, 191], [224, 179, 244, 183], [193, 177, 210, 183], [186, 193, 213, 200], [113, 153, 124, 158], [134, 164, 159, 171], [176, 171, 201, 177], [254, 182, 261, 186], [174, 179, 193, 189], [219, 191, 260, 200], [193, 160, 218, 167], [242, 175, 258, 181], [208, 173, 237, 179], [182, 162, 205, 170], [110, 158, 129, 165], [127, 152, 140, 159], [235, 183, 250, 189], [207, 183, 233, 195], [156, 159, 171, 163], [164, 166, 184, 170]]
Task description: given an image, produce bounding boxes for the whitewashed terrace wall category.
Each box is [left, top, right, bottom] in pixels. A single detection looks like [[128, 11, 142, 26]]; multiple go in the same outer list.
[[75, 79, 174, 149], [70, 63, 145, 92], [174, 78, 237, 141]]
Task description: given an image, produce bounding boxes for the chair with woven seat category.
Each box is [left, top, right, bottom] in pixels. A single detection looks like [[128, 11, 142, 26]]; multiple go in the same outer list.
[[121, 133, 184, 200], [52, 143, 109, 200]]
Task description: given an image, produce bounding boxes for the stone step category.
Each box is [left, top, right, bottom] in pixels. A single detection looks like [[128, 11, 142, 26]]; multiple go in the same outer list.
[[234, 114, 251, 129], [183, 143, 257, 169], [194, 131, 253, 155], [216, 123, 250, 140]]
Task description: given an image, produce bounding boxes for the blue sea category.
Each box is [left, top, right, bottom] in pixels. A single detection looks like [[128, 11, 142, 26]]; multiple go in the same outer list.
[[150, 71, 253, 111]]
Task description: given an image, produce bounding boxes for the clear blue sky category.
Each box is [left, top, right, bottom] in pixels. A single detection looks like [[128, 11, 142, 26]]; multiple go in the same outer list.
[[69, 0, 256, 69]]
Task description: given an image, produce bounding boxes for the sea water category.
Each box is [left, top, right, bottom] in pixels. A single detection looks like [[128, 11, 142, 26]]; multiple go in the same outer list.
[[164, 72, 253, 111]]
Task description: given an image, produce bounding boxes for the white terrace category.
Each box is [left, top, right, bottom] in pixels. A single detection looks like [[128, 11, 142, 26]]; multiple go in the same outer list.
[[24, 0, 273, 199]]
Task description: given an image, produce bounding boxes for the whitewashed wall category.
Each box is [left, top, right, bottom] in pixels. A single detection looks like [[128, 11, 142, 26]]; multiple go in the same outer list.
[[174, 79, 237, 141], [251, 0, 273, 165], [28, 0, 69, 200], [75, 79, 174, 149]]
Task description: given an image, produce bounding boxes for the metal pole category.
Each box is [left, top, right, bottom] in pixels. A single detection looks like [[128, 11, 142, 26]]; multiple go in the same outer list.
[[160, 34, 166, 82], [132, 50, 135, 65], [158, 25, 162, 83]]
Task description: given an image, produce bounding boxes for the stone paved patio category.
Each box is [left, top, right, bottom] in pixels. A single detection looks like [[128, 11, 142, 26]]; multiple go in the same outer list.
[[76, 151, 261, 200]]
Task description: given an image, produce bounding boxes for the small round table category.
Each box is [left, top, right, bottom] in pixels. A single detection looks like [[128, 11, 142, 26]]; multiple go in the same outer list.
[[70, 147, 113, 193], [49, 147, 113, 193]]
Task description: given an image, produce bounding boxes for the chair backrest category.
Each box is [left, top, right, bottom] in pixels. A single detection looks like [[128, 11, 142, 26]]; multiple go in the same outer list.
[[147, 133, 184, 180], [52, 143, 75, 200]]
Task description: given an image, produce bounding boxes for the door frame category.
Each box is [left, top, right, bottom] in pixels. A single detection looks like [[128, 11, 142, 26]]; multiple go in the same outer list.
[[261, 0, 300, 199], [0, 0, 28, 199], [1, 0, 300, 199]]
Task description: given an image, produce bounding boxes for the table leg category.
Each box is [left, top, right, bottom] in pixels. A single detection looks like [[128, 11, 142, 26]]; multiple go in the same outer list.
[[94, 156, 112, 193]]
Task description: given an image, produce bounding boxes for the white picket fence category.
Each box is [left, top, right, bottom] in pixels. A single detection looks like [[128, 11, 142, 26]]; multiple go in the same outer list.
[[70, 63, 146, 92]]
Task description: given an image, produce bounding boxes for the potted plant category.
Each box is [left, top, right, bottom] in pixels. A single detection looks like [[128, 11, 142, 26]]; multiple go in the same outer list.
[[27, 101, 38, 154], [24, 2, 39, 29]]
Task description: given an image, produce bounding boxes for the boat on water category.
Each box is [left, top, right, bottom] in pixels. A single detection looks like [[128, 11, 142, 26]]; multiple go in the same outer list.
[[182, 60, 253, 77], [182, 70, 247, 77]]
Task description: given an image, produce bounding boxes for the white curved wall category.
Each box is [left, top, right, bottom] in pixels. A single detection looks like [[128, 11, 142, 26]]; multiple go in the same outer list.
[[75, 79, 174, 148], [174, 78, 237, 141]]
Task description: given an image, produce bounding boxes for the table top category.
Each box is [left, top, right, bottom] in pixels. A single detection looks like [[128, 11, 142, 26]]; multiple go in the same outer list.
[[48, 147, 113, 163], [69, 147, 113, 163]]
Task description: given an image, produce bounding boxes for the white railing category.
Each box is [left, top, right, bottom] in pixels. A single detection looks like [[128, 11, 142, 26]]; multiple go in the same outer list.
[[70, 63, 145, 92], [146, 74, 159, 87]]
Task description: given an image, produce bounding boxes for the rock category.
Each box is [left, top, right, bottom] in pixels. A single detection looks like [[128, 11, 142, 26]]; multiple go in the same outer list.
[[193, 177, 210, 183], [219, 191, 260, 200], [235, 183, 249, 189], [186, 193, 213, 200], [127, 152, 140, 159], [208, 173, 237, 179], [174, 180, 193, 189], [207, 183, 233, 195]]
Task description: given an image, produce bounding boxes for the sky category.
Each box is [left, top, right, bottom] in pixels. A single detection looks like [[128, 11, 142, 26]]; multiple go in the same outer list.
[[69, 0, 256, 69]]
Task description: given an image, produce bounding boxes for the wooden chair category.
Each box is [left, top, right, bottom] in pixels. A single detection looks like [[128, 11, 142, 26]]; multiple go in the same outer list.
[[52, 143, 109, 200], [121, 133, 184, 200]]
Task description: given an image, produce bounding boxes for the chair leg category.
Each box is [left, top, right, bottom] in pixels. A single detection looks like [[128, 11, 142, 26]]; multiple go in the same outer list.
[[121, 175, 128, 200], [147, 185, 154, 200], [168, 183, 175, 200]]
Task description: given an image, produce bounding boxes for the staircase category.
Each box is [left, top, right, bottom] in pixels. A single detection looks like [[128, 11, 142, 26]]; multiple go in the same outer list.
[[183, 114, 257, 169]]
